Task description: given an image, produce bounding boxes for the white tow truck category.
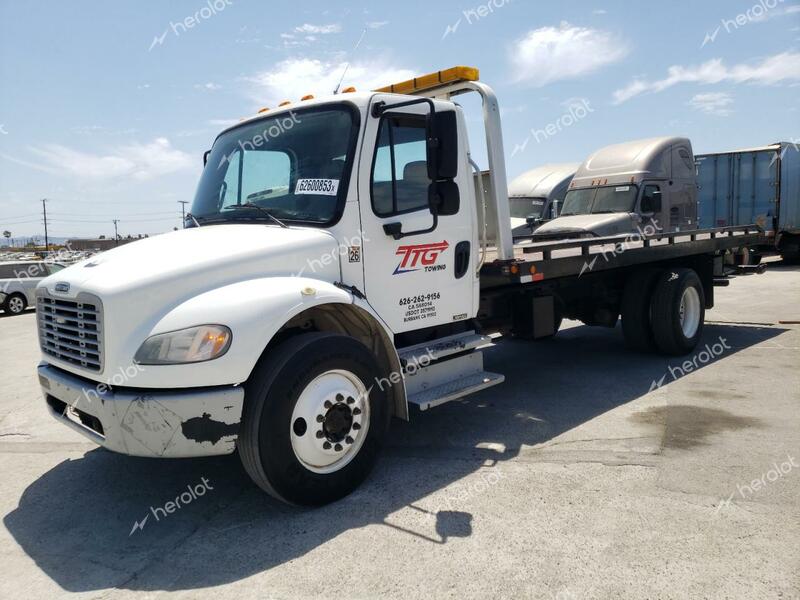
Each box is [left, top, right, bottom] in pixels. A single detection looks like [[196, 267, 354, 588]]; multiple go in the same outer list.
[[36, 67, 765, 505]]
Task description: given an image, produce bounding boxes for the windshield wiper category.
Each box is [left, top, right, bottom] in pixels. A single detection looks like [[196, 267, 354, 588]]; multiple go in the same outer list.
[[222, 203, 288, 228]]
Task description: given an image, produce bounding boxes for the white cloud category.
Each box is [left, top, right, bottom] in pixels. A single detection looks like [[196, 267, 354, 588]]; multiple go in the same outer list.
[[294, 23, 341, 35], [592, 9, 607, 14], [510, 22, 628, 86], [367, 21, 389, 29], [194, 82, 221, 91], [613, 51, 800, 103], [23, 138, 193, 180], [688, 92, 734, 116], [245, 58, 416, 106]]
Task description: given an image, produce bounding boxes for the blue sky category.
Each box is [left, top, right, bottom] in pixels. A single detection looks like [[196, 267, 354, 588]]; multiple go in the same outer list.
[[1, 0, 798, 240]]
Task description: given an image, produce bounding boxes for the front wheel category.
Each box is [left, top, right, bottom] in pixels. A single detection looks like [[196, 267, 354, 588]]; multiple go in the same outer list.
[[238, 332, 390, 506]]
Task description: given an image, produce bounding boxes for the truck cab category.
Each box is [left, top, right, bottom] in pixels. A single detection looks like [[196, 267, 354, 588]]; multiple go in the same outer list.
[[35, 67, 513, 505], [533, 137, 698, 240], [507, 163, 578, 237]]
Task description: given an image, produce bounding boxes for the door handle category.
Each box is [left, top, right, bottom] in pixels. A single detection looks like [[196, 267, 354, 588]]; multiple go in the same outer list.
[[454, 241, 470, 279]]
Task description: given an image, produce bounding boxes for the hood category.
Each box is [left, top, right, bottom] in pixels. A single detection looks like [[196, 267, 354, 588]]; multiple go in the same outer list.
[[40, 224, 339, 296], [533, 213, 637, 238], [36, 224, 342, 379]]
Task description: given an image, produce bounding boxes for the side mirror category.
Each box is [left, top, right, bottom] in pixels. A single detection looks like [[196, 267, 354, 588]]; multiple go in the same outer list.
[[427, 111, 459, 181], [203, 150, 211, 166], [429, 180, 460, 216], [641, 190, 662, 213]]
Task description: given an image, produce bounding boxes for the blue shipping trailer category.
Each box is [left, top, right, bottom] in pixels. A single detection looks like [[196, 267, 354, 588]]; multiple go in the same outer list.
[[696, 142, 800, 260]]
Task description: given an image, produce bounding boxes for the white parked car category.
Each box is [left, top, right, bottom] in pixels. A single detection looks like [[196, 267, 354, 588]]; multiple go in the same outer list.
[[0, 261, 65, 315]]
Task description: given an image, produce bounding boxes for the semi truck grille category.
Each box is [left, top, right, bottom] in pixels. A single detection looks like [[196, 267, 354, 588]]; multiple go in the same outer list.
[[37, 292, 104, 372]]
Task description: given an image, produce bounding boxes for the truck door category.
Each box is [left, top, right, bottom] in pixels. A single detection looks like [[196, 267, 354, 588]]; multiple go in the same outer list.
[[357, 96, 476, 333]]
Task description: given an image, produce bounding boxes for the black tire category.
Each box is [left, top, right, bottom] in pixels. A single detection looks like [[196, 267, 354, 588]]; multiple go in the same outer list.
[[621, 269, 662, 352], [238, 332, 390, 506], [3, 293, 27, 315], [650, 269, 705, 356]]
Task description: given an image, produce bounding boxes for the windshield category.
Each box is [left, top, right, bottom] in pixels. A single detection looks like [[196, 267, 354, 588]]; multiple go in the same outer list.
[[561, 185, 638, 216], [191, 104, 359, 226], [509, 197, 547, 219]]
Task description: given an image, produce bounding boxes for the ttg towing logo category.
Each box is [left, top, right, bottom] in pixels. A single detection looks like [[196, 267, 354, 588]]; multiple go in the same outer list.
[[393, 241, 449, 275]]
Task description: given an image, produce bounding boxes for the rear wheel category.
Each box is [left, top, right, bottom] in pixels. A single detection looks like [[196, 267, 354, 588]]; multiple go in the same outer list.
[[650, 269, 705, 356], [621, 269, 662, 352], [238, 332, 390, 506], [3, 293, 27, 315]]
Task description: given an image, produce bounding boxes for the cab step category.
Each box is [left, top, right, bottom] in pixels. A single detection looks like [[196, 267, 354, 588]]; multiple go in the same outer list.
[[408, 371, 505, 411], [403, 343, 504, 410], [397, 330, 492, 366]]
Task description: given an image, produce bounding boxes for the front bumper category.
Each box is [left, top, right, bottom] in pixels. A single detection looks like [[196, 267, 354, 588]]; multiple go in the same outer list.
[[38, 363, 244, 458]]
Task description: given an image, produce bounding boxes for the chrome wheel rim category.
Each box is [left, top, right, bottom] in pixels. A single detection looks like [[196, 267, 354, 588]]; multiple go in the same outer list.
[[8, 297, 24, 313], [679, 287, 701, 338], [290, 369, 370, 474]]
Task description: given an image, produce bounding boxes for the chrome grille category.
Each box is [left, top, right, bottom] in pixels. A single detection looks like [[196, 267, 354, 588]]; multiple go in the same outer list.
[[37, 291, 104, 372]]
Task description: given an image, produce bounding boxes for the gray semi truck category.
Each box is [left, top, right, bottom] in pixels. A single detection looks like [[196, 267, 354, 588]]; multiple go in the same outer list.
[[508, 163, 578, 238], [532, 137, 698, 240]]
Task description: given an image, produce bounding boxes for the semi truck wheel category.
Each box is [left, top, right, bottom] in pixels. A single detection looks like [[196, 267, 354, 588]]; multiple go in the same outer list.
[[649, 269, 705, 356], [238, 332, 390, 506], [621, 269, 662, 352], [3, 293, 27, 315]]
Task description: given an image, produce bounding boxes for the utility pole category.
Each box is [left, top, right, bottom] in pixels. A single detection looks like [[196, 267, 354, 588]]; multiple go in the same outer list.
[[41, 198, 49, 252], [113, 219, 120, 246], [178, 201, 189, 228]]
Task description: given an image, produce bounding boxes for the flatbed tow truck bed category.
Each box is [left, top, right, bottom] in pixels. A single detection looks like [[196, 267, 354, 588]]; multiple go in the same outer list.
[[479, 225, 765, 289]]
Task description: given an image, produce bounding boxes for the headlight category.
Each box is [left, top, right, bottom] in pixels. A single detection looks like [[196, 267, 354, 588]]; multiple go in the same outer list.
[[134, 325, 232, 365]]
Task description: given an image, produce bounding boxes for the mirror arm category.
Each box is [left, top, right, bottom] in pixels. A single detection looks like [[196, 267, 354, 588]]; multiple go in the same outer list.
[[383, 212, 439, 240]]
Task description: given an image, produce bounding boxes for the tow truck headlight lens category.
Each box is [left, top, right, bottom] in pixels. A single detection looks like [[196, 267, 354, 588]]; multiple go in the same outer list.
[[134, 325, 232, 365]]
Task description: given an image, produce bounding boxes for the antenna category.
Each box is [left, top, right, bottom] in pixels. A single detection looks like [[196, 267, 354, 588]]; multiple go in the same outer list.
[[333, 27, 367, 95]]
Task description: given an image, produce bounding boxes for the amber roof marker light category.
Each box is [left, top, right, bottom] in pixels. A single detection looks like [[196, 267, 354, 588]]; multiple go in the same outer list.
[[374, 66, 480, 95]]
